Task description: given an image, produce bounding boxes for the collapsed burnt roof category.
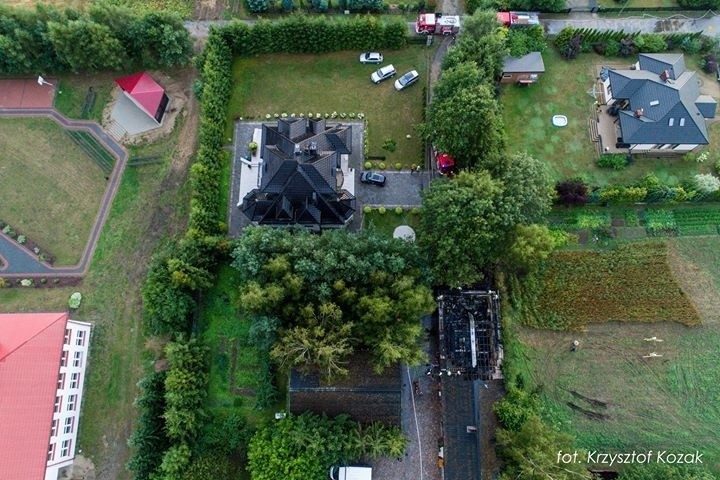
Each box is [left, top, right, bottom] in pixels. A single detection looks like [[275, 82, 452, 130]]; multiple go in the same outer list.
[[438, 290, 502, 381]]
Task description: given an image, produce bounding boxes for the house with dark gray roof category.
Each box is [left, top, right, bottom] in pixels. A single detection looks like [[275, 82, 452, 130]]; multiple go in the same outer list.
[[240, 117, 356, 229], [600, 53, 716, 153], [288, 353, 401, 425], [501, 52, 545, 84]]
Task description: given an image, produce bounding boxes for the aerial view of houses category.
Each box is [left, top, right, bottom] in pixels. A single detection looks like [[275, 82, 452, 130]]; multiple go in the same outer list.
[[2, 0, 720, 480]]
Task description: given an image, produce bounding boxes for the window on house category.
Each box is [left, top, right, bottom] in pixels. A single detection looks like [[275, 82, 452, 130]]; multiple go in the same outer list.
[[51, 419, 59, 437], [47, 444, 56, 462], [502, 73, 512, 78], [66, 394, 77, 411], [63, 416, 74, 435], [54, 396, 62, 413], [57, 373, 65, 390], [70, 372, 80, 389], [75, 330, 86, 346], [64, 329, 71, 345], [60, 439, 71, 457], [73, 351, 82, 368], [60, 350, 68, 367]]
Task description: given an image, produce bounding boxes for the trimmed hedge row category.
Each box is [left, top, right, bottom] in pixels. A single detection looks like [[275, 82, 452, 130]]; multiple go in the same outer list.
[[212, 15, 407, 58]]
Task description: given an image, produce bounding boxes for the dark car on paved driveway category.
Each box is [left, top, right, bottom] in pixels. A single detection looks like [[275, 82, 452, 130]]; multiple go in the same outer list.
[[360, 171, 386, 186]]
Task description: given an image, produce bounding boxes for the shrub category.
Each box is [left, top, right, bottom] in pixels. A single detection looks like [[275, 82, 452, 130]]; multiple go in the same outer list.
[[605, 40, 621, 57], [379, 162, 386, 169], [68, 292, 82, 308], [596, 154, 628, 170], [635, 34, 667, 53], [20, 279, 33, 287], [247, 0, 269, 12], [16, 235, 26, 244], [394, 162, 402, 169], [556, 179, 588, 205], [40, 278, 47, 284], [364, 206, 372, 213], [715, 158, 720, 174], [411, 207, 420, 215], [378, 207, 387, 214], [364, 161, 372, 169], [382, 138, 397, 152], [0, 278, 9, 288], [693, 173, 720, 195], [394, 207, 403, 215], [53, 278, 60, 284]]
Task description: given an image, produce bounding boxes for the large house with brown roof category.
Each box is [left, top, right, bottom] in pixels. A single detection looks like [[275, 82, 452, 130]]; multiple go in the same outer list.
[[0, 313, 92, 480]]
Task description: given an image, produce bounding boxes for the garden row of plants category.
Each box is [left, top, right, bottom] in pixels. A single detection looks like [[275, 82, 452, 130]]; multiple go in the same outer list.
[[556, 172, 720, 206], [0, 4, 192, 74], [555, 26, 705, 59], [550, 205, 720, 238]]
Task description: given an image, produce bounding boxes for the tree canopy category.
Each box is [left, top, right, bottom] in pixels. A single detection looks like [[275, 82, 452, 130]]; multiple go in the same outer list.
[[247, 413, 405, 480], [418, 153, 553, 286], [231, 227, 434, 376]]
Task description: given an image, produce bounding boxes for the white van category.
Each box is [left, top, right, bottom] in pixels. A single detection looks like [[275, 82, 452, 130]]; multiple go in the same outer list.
[[329, 466, 372, 480]]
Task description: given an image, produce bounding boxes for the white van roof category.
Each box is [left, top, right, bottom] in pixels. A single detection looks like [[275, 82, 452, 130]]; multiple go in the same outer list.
[[332, 466, 372, 480]]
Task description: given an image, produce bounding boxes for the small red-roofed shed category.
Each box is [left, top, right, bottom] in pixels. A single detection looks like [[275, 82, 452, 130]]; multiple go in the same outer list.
[[114, 72, 169, 124]]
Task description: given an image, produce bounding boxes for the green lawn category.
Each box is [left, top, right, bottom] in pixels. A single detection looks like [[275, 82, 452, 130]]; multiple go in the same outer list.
[[514, 236, 720, 474], [56, 74, 114, 123], [0, 117, 108, 265], [227, 47, 434, 169], [501, 49, 711, 187], [363, 208, 420, 237]]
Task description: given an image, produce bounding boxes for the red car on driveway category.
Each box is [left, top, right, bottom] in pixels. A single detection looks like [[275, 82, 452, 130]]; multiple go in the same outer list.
[[434, 150, 457, 175]]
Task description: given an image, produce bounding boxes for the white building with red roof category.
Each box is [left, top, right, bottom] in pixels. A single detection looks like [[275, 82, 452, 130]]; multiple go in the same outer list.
[[0, 312, 92, 480]]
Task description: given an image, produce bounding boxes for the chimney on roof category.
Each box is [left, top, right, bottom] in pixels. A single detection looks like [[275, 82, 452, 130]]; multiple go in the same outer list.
[[634, 108, 644, 118], [660, 70, 670, 82]]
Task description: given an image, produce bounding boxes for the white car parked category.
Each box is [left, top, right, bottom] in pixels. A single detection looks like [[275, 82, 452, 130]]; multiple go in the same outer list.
[[394, 70, 420, 91], [359, 52, 383, 64], [370, 64, 396, 84]]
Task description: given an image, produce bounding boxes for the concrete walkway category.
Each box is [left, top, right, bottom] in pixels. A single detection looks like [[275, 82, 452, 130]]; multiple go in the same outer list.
[[0, 109, 128, 277]]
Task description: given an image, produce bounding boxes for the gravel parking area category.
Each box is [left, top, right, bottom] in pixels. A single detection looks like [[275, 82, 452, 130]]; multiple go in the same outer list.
[[371, 316, 443, 480]]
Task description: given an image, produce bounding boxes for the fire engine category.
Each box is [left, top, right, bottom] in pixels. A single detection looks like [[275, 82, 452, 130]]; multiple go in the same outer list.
[[415, 13, 461, 35]]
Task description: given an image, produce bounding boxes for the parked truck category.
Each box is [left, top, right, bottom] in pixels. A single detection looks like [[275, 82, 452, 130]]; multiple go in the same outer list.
[[415, 13, 461, 35], [496, 11, 540, 27]]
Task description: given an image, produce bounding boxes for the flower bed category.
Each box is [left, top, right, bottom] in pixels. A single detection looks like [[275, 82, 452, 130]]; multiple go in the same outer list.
[[0, 220, 56, 265]]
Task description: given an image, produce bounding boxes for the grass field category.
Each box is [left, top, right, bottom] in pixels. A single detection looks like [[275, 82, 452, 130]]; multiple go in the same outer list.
[[56, 75, 115, 123], [3, 0, 192, 17], [501, 49, 710, 187], [516, 241, 701, 330], [0, 117, 108, 265], [363, 208, 420, 237], [515, 236, 720, 474], [227, 47, 434, 169]]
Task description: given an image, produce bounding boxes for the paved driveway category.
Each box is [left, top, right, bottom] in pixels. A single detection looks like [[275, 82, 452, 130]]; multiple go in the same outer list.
[[356, 171, 427, 207]]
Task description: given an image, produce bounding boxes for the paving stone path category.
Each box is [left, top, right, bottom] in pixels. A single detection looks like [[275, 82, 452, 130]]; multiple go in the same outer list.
[[0, 108, 128, 276]]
